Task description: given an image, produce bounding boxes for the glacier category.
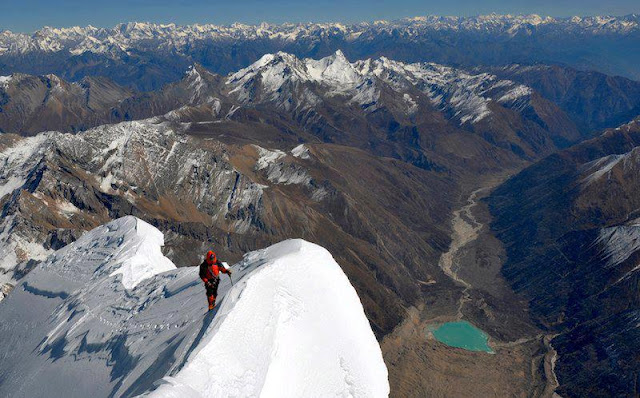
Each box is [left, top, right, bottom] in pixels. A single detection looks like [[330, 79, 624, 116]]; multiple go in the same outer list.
[[0, 216, 388, 398]]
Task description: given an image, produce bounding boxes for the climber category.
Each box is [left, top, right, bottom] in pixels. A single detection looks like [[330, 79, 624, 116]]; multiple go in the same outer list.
[[199, 250, 232, 310]]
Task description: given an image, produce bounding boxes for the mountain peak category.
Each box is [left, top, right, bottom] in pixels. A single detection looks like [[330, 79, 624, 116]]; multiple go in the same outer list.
[[306, 50, 360, 85], [332, 48, 347, 59]]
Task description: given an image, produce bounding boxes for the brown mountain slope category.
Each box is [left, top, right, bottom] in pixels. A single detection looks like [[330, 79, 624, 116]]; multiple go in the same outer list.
[[488, 119, 640, 397]]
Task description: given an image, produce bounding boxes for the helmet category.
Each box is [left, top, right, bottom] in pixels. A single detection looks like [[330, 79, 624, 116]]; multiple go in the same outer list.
[[206, 250, 217, 264]]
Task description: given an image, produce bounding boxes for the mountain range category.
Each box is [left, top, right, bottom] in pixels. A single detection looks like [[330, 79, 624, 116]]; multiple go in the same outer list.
[[1, 14, 640, 90], [0, 16, 640, 397]]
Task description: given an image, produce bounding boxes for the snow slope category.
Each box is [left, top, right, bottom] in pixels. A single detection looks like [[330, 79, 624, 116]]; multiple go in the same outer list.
[[147, 239, 388, 398], [0, 216, 388, 398]]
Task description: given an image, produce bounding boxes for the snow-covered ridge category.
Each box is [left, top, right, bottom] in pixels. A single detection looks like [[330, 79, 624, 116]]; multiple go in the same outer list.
[[0, 14, 637, 56], [108, 218, 176, 289], [150, 238, 389, 398], [227, 50, 532, 124], [0, 217, 388, 398]]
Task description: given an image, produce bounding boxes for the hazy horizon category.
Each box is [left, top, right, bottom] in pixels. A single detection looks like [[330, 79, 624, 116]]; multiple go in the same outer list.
[[1, 0, 638, 33]]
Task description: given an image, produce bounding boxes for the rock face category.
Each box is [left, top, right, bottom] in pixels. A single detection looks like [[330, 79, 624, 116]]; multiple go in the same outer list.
[[0, 65, 223, 136], [0, 73, 133, 135], [488, 119, 640, 397]]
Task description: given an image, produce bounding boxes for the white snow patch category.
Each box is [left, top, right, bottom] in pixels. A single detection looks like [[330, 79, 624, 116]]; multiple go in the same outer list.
[[403, 93, 418, 114], [99, 172, 117, 192], [254, 145, 286, 170], [0, 75, 12, 88], [56, 199, 80, 216], [497, 85, 532, 103], [311, 187, 329, 201], [0, 133, 51, 200], [254, 145, 311, 186], [291, 144, 310, 159], [0, 214, 53, 288], [581, 154, 625, 186], [108, 218, 176, 289], [0, 176, 25, 199], [597, 224, 640, 268], [596, 224, 640, 285]]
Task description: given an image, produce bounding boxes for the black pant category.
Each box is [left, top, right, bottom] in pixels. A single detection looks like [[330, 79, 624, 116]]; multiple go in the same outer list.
[[205, 277, 220, 298]]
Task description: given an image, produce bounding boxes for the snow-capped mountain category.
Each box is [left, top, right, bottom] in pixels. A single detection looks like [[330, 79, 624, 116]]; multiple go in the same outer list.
[[0, 52, 584, 169], [0, 52, 539, 133], [226, 50, 534, 124], [220, 51, 582, 166], [1, 14, 639, 90], [0, 216, 388, 397], [1, 15, 638, 57]]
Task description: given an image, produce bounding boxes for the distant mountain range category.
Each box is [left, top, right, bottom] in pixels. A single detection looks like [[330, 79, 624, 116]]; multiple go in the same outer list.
[[1, 14, 639, 90]]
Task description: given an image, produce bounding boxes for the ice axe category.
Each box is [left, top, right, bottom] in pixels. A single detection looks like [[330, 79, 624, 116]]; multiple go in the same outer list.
[[222, 262, 234, 286]]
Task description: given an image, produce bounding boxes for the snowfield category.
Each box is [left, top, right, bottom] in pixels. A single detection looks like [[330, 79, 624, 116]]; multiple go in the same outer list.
[[0, 216, 388, 398]]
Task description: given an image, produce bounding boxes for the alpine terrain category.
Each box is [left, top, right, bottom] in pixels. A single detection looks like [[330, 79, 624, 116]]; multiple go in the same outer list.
[[0, 216, 388, 397], [0, 11, 639, 398]]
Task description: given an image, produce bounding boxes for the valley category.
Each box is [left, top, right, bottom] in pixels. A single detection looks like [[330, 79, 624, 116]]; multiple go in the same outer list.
[[382, 172, 556, 397]]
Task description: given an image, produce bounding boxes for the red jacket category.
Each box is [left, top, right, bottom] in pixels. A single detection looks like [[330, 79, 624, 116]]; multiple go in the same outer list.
[[199, 259, 229, 283]]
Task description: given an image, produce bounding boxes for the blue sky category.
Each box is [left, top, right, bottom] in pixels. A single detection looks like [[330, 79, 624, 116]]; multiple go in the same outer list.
[[1, 0, 638, 32]]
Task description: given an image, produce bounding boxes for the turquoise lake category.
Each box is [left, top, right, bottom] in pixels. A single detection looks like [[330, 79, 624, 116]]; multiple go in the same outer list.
[[429, 321, 494, 353]]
